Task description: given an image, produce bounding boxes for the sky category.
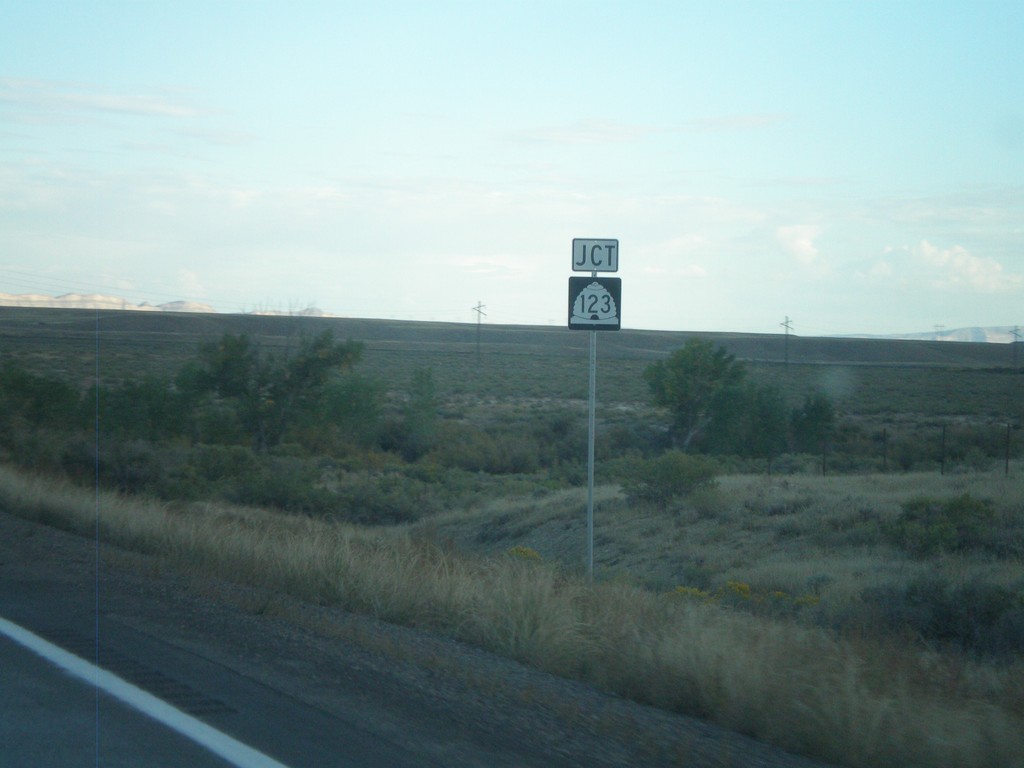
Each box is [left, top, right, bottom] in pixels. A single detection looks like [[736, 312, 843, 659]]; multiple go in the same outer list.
[[1, 1, 1022, 336]]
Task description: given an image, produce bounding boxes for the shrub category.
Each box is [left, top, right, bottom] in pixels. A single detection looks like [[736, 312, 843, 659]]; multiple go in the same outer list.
[[507, 545, 542, 561], [885, 494, 996, 555], [228, 455, 335, 514], [60, 437, 176, 495], [0, 362, 81, 428], [330, 470, 444, 524], [620, 451, 720, 509], [428, 423, 541, 475], [191, 444, 258, 482], [863, 576, 1024, 657]]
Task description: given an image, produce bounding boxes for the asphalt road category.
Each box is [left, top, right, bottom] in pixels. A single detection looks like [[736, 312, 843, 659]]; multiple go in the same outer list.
[[0, 507, 839, 768], [0, 578, 436, 768], [1, 628, 237, 768]]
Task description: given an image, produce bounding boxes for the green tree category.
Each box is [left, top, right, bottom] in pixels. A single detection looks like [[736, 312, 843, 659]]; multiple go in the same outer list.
[[308, 373, 383, 452], [90, 376, 186, 441], [791, 391, 836, 453], [0, 361, 81, 428], [399, 368, 439, 460], [706, 382, 790, 459], [180, 330, 364, 450], [620, 451, 720, 510], [643, 340, 747, 452]]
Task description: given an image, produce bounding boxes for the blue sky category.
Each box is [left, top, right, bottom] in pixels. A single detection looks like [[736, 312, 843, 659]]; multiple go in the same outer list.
[[2, 1, 1022, 335]]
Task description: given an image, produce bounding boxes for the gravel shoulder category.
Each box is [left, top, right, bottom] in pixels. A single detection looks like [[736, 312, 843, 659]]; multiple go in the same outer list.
[[0, 507, 837, 768]]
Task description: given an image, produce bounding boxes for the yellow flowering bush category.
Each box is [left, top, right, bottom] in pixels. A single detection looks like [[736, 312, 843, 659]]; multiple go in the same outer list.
[[506, 545, 542, 561], [673, 585, 714, 601], [671, 581, 822, 612], [726, 580, 752, 599]]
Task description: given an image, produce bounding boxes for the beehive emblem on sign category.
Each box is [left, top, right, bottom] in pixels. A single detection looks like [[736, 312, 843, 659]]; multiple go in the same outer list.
[[572, 281, 618, 325]]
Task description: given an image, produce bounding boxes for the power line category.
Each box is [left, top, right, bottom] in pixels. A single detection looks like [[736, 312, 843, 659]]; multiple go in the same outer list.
[[781, 316, 793, 367], [472, 301, 487, 362]]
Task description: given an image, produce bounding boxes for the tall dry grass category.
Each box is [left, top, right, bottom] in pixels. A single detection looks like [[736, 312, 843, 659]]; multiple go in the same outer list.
[[1, 464, 1021, 768]]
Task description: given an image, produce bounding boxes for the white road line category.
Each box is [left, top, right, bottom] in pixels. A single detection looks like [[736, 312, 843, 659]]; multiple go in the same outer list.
[[0, 615, 294, 768]]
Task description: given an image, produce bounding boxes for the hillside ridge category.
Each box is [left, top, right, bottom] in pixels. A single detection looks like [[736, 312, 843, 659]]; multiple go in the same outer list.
[[0, 305, 1017, 369]]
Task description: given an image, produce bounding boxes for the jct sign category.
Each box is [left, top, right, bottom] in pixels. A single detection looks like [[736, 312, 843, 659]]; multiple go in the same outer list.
[[572, 238, 619, 273]]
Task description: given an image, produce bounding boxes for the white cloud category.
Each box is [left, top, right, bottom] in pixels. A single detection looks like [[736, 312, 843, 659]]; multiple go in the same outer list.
[[914, 240, 1022, 292], [511, 113, 785, 146], [682, 113, 787, 132], [511, 120, 655, 145], [633, 235, 714, 279], [776, 225, 821, 265], [177, 269, 205, 297], [0, 77, 201, 121], [446, 255, 537, 280], [867, 260, 893, 278], [676, 264, 708, 277]]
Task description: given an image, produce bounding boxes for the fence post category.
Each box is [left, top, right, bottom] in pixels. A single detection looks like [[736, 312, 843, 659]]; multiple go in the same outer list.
[[940, 424, 946, 476]]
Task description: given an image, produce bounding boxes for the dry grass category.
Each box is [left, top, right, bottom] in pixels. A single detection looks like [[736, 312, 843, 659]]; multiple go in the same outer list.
[[2, 463, 1022, 768], [426, 467, 1024, 597]]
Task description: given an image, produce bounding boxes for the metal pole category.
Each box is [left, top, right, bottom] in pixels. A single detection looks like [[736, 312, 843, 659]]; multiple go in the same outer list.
[[472, 302, 486, 363], [1007, 423, 1012, 477], [586, 328, 596, 583], [941, 424, 946, 475]]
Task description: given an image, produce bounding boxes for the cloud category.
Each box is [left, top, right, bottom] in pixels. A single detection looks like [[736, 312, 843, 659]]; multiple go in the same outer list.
[[511, 113, 786, 146], [636, 235, 713, 277], [776, 225, 821, 265], [867, 260, 893, 278], [175, 127, 255, 147], [446, 255, 537, 280], [511, 120, 655, 145], [177, 269, 205, 297], [914, 240, 1023, 292], [0, 77, 201, 122], [682, 114, 787, 132], [676, 264, 708, 277]]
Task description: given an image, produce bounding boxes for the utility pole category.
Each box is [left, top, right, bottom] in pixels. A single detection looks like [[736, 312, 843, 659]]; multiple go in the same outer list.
[[1012, 326, 1021, 369], [781, 316, 793, 367], [472, 302, 486, 363]]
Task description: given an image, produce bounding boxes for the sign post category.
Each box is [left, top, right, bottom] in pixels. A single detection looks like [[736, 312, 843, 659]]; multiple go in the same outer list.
[[569, 239, 620, 583]]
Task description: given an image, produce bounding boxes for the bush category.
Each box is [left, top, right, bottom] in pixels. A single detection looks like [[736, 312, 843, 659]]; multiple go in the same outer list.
[[885, 494, 996, 555], [620, 451, 720, 509], [863, 576, 1024, 657], [191, 444, 258, 482], [0, 362, 81, 428], [428, 423, 541, 475], [228, 455, 335, 514], [67, 438, 168, 495], [330, 470, 444, 524]]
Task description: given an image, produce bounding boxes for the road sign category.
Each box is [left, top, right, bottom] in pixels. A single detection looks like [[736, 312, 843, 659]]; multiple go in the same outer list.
[[568, 277, 621, 331], [572, 238, 619, 272]]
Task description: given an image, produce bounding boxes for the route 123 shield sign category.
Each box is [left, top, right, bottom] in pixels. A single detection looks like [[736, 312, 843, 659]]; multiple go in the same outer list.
[[568, 277, 621, 331]]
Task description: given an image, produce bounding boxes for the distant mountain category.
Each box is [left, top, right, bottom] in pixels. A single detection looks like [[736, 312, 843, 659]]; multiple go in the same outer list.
[[0, 292, 217, 314], [0, 292, 337, 318], [845, 326, 1020, 344], [249, 307, 335, 318]]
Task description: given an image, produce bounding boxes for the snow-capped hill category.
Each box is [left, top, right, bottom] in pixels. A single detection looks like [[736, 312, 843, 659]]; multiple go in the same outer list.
[[0, 292, 217, 313], [852, 327, 1021, 344]]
